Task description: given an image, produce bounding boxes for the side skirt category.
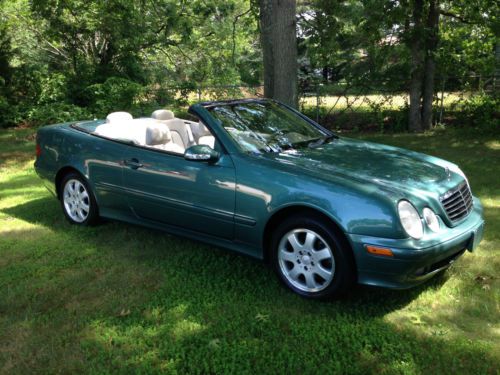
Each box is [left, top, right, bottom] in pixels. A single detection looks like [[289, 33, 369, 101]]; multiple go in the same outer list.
[[98, 207, 263, 260]]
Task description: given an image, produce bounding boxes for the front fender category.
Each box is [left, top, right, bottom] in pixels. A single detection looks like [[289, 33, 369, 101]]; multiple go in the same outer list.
[[266, 178, 403, 239], [232, 154, 405, 256]]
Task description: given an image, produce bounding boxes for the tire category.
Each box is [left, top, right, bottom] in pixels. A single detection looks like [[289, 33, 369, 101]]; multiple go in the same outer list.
[[60, 172, 99, 226], [270, 214, 355, 299]]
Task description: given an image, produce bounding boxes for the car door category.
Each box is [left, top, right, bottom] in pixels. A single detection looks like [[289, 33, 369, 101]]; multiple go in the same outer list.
[[83, 133, 129, 215], [121, 144, 236, 240]]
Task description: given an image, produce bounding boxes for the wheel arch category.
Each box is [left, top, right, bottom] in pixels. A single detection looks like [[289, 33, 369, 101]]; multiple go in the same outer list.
[[54, 166, 87, 199], [262, 205, 356, 272]]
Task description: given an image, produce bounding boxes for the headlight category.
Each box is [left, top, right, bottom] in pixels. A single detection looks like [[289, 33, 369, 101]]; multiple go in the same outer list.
[[423, 207, 440, 232], [398, 200, 423, 239]]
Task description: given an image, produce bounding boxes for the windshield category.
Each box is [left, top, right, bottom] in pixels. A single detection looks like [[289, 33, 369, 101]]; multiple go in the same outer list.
[[208, 101, 328, 153]]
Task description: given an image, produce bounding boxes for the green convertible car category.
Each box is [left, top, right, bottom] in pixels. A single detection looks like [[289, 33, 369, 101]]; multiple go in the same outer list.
[[35, 99, 485, 299]]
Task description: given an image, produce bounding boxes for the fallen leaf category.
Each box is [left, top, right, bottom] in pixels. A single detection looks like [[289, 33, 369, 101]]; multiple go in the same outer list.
[[119, 309, 131, 317], [255, 313, 269, 322], [208, 339, 220, 349]]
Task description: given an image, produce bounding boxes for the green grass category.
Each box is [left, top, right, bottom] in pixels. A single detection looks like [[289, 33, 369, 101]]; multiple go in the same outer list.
[[0, 128, 499, 374]]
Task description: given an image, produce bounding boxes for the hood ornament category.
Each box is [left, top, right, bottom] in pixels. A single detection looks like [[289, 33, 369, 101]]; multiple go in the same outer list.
[[444, 166, 451, 180]]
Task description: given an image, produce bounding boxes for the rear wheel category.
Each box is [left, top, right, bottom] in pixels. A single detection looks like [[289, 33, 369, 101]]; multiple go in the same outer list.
[[271, 215, 355, 299], [60, 173, 99, 225]]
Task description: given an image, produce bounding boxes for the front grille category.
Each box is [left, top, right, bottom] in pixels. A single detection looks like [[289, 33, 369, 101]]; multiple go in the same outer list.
[[440, 182, 473, 222]]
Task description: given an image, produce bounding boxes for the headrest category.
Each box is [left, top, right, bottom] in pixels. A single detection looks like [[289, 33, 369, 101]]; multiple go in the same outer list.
[[106, 111, 133, 123], [151, 109, 174, 121], [145, 123, 172, 145], [166, 118, 195, 144]]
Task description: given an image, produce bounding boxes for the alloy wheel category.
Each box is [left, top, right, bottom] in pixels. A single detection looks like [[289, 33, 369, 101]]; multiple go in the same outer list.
[[63, 179, 90, 223], [277, 228, 335, 293]]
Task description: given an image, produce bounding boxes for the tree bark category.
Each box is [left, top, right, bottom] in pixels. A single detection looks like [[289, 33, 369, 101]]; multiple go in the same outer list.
[[322, 66, 329, 82], [408, 0, 424, 132], [421, 0, 439, 130], [260, 0, 275, 99], [259, 0, 298, 108], [495, 38, 500, 92]]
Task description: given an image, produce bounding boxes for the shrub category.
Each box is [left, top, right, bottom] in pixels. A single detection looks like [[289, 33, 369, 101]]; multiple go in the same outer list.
[[84, 77, 144, 117], [455, 94, 499, 132], [0, 94, 16, 128], [22, 103, 93, 127], [37, 74, 68, 105]]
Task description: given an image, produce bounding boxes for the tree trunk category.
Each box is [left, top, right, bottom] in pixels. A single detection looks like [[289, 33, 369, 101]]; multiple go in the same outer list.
[[259, 0, 298, 108], [494, 38, 500, 92], [408, 0, 424, 132], [421, 0, 439, 130], [260, 0, 275, 99], [322, 66, 328, 82]]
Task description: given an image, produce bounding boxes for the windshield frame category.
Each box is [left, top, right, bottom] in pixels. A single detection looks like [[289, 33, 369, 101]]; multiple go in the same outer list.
[[204, 99, 335, 154]]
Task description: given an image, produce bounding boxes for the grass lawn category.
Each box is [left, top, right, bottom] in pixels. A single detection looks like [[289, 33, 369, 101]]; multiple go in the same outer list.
[[0, 127, 498, 374]]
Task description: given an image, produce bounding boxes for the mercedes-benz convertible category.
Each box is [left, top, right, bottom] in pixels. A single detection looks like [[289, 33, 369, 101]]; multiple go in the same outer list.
[[34, 99, 485, 298]]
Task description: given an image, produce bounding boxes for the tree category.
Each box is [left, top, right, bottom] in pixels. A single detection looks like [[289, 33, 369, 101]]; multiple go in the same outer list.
[[0, 23, 13, 87], [259, 0, 298, 107], [408, 0, 440, 132]]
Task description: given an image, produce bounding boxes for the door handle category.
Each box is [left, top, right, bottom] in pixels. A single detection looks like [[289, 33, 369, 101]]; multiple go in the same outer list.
[[124, 158, 143, 169]]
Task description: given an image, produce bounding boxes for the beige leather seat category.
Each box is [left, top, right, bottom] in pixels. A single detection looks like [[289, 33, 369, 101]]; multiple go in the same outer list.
[[97, 112, 187, 154], [165, 119, 195, 151], [95, 118, 143, 144], [151, 109, 174, 121], [150, 109, 195, 151], [145, 122, 171, 145], [190, 122, 209, 141], [190, 121, 215, 148], [106, 111, 133, 124], [145, 123, 185, 154]]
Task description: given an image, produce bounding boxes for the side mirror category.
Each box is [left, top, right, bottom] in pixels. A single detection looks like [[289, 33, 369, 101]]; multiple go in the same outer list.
[[184, 145, 220, 163]]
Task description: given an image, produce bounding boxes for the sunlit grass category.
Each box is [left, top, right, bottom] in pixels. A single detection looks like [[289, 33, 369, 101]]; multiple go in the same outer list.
[[301, 93, 408, 110], [0, 127, 498, 373], [486, 140, 500, 150]]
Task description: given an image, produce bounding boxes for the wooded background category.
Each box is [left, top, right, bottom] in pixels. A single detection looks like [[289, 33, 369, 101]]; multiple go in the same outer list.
[[0, 0, 498, 132]]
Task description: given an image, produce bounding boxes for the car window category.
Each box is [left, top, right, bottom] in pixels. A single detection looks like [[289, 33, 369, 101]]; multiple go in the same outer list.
[[209, 101, 326, 153]]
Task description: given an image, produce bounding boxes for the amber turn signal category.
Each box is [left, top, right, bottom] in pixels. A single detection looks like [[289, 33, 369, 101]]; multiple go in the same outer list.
[[365, 245, 394, 257]]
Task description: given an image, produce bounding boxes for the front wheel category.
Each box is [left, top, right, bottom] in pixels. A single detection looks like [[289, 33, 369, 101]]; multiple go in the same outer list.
[[60, 173, 99, 225], [271, 215, 355, 299]]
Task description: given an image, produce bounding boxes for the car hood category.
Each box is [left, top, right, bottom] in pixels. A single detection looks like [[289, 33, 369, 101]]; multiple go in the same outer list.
[[261, 137, 462, 197]]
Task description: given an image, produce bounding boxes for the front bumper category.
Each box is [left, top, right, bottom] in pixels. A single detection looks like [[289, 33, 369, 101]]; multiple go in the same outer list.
[[348, 197, 485, 289]]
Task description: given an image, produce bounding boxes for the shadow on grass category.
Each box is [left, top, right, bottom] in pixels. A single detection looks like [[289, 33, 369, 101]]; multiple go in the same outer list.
[[3, 196, 498, 373], [3, 196, 438, 310], [0, 173, 36, 189], [0, 140, 35, 168]]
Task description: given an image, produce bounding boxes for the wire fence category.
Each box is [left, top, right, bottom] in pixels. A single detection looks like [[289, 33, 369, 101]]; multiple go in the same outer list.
[[148, 84, 264, 106], [299, 75, 498, 131], [147, 76, 498, 131]]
